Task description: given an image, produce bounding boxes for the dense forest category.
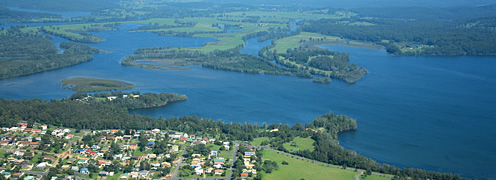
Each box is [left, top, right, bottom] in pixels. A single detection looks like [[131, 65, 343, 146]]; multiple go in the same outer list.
[[0, 33, 100, 79], [0, 95, 467, 180]]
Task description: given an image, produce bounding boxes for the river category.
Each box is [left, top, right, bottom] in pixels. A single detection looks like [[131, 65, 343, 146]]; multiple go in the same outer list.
[[0, 20, 495, 179]]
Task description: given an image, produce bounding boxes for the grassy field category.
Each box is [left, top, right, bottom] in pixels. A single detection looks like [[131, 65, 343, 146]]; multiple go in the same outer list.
[[272, 32, 341, 52], [250, 137, 270, 146], [282, 137, 315, 152], [262, 150, 357, 180], [62, 77, 134, 92]]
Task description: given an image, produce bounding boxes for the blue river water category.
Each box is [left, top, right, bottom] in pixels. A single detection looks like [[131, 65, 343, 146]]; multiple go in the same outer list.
[[0, 23, 495, 179]]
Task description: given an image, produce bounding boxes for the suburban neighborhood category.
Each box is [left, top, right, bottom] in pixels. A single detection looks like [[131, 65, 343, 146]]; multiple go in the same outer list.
[[0, 122, 263, 180]]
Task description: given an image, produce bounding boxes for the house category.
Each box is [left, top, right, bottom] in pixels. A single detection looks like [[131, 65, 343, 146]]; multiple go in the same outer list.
[[123, 135, 132, 140], [179, 137, 188, 142], [65, 134, 73, 139], [111, 130, 119, 134], [241, 173, 249, 179], [24, 128, 32, 133], [36, 162, 51, 169], [91, 145, 100, 150], [12, 172, 23, 178], [0, 135, 8, 140], [245, 152, 256, 156], [1, 172, 11, 179], [0, 141, 9, 146], [107, 96, 117, 101], [18, 141, 29, 148], [43, 155, 55, 161], [214, 169, 223, 175], [151, 129, 160, 134], [140, 154, 148, 160], [71, 166, 79, 172], [161, 162, 171, 168], [139, 170, 148, 177], [113, 154, 123, 160], [61, 165, 71, 170], [66, 158, 75, 164], [191, 154, 201, 158], [77, 159, 88, 165], [195, 166, 203, 175], [106, 136, 115, 141], [29, 142, 40, 148], [147, 141, 155, 147], [171, 145, 179, 152], [80, 168, 89, 175], [205, 167, 214, 174], [99, 171, 108, 176], [210, 150, 219, 156], [115, 136, 123, 141], [40, 125, 48, 130], [14, 150, 25, 157], [32, 129, 41, 133], [98, 161, 106, 167]]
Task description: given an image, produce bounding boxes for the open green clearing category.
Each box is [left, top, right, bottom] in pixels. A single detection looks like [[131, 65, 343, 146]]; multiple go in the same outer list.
[[62, 77, 134, 92], [272, 32, 342, 52], [250, 137, 270, 146], [282, 137, 315, 152], [262, 150, 357, 180]]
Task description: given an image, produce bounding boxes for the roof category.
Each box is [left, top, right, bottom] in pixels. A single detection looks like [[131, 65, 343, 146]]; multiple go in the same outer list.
[[241, 173, 249, 177]]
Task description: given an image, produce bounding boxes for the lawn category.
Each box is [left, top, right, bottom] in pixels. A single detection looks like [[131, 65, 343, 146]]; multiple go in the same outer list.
[[282, 137, 315, 152], [262, 150, 357, 180], [250, 137, 270, 146]]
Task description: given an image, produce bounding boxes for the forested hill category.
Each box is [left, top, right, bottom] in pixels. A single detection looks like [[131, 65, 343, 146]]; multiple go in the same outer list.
[[0, 33, 100, 79]]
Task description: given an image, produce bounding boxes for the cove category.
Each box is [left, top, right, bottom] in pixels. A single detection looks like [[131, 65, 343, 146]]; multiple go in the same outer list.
[[0, 24, 495, 179]]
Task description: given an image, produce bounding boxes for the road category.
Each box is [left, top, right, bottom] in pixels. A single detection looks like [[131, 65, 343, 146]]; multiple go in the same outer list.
[[227, 143, 239, 180], [170, 145, 187, 180]]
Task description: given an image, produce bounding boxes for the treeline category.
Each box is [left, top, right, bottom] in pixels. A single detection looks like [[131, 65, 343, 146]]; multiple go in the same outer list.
[[0, 7, 61, 22], [0, 34, 100, 79], [353, 4, 496, 21], [302, 17, 496, 56], [0, 0, 119, 12]]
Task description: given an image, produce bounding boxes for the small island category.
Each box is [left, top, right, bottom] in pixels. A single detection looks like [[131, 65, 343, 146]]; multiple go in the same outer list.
[[62, 77, 134, 92]]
